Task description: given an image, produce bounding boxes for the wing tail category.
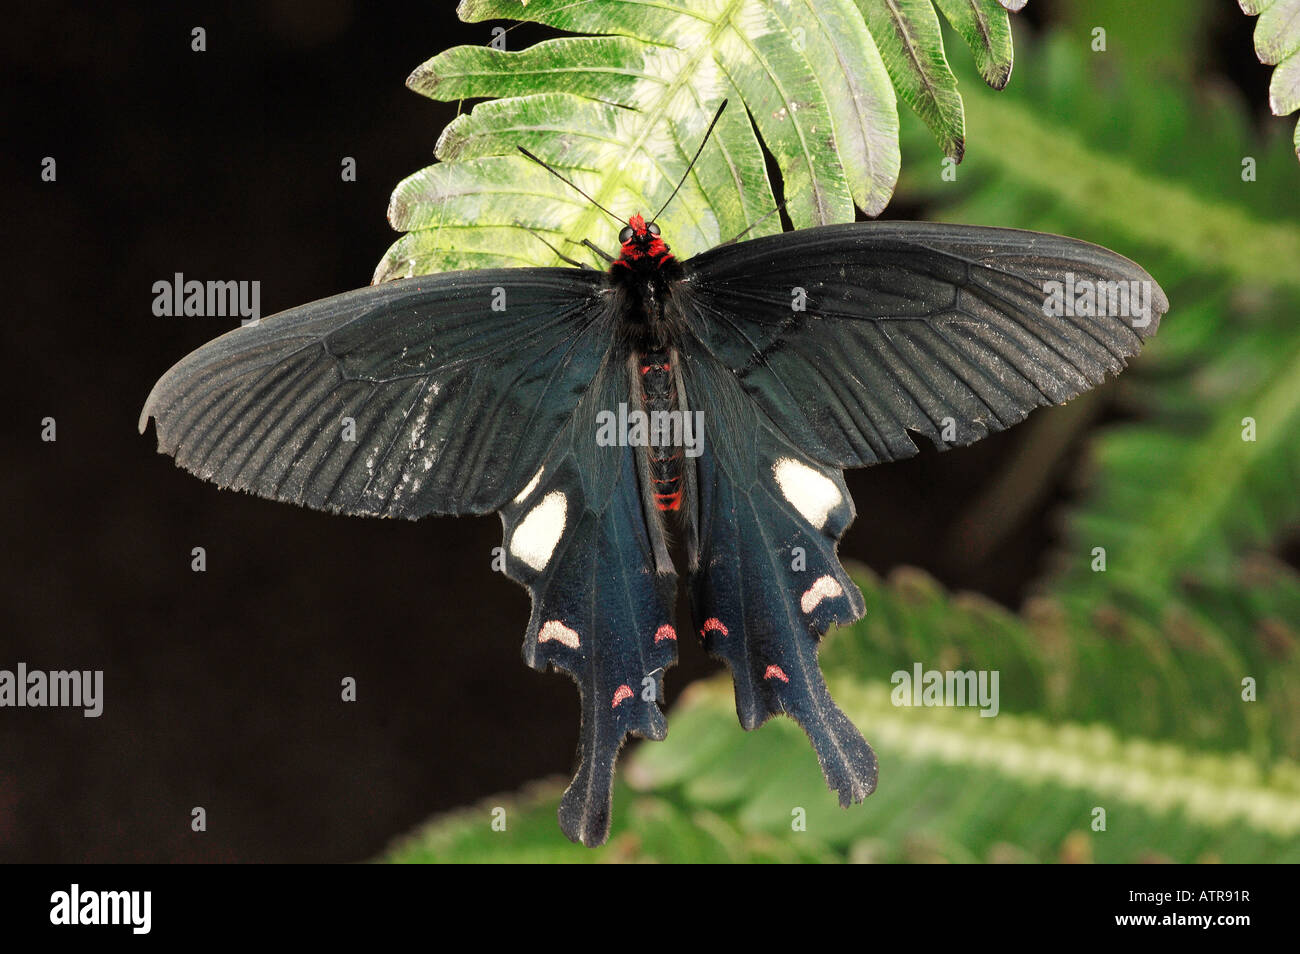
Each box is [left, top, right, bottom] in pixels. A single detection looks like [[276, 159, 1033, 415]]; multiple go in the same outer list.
[[502, 429, 677, 846], [688, 379, 876, 804]]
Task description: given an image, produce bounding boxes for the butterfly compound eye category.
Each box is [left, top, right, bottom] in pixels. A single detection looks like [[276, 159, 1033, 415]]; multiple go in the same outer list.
[[646, 222, 660, 236], [619, 226, 634, 243]]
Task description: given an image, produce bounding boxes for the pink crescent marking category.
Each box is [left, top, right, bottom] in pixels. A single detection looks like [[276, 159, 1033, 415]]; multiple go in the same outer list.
[[654, 624, 677, 643], [800, 575, 844, 614], [763, 665, 790, 683], [700, 617, 729, 638], [611, 684, 634, 708], [538, 619, 581, 649]]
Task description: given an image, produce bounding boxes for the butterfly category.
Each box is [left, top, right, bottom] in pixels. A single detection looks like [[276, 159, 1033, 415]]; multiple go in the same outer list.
[[139, 103, 1168, 846]]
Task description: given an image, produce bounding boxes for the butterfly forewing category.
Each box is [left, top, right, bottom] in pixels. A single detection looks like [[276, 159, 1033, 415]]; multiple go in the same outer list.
[[139, 269, 610, 516], [680, 222, 1168, 467]]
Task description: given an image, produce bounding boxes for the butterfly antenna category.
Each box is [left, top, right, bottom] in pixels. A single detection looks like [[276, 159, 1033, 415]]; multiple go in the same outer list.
[[720, 201, 787, 246], [516, 223, 592, 269], [517, 147, 628, 227], [653, 99, 728, 221], [570, 237, 615, 264]]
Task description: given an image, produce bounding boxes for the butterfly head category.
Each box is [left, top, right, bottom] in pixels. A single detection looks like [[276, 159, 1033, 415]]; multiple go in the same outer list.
[[615, 213, 672, 268]]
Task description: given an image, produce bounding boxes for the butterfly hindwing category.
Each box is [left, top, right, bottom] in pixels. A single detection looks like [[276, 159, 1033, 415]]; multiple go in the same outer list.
[[140, 269, 610, 516], [679, 349, 876, 806], [499, 360, 678, 846]]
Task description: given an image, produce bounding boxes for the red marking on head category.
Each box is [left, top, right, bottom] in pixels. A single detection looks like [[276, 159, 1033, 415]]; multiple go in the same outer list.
[[654, 624, 677, 643], [763, 664, 789, 683], [700, 618, 729, 638], [616, 213, 674, 267], [611, 684, 634, 708]]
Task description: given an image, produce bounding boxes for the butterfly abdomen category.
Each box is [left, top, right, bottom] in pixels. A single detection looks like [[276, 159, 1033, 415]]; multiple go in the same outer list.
[[639, 349, 684, 512]]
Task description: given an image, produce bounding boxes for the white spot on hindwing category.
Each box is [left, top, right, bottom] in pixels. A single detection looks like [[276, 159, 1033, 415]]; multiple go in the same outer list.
[[510, 491, 566, 571], [800, 575, 843, 614], [512, 466, 544, 505], [538, 619, 581, 649], [773, 458, 841, 529]]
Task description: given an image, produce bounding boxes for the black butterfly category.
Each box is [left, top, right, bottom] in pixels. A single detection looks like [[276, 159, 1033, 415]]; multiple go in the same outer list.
[[140, 109, 1167, 847]]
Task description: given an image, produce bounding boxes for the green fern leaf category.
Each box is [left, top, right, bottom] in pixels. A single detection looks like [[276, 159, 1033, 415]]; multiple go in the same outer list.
[[376, 0, 1030, 280], [385, 674, 1300, 862], [1239, 0, 1300, 161]]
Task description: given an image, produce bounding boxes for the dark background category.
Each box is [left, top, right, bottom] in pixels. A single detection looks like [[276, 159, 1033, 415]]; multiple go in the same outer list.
[[1, 1, 1273, 862]]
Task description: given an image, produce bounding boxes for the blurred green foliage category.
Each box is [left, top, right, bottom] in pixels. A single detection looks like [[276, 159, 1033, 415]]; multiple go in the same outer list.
[[384, 5, 1300, 861]]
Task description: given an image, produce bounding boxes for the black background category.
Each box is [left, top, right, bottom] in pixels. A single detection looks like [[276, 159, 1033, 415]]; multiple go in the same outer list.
[[1, 1, 1273, 862]]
